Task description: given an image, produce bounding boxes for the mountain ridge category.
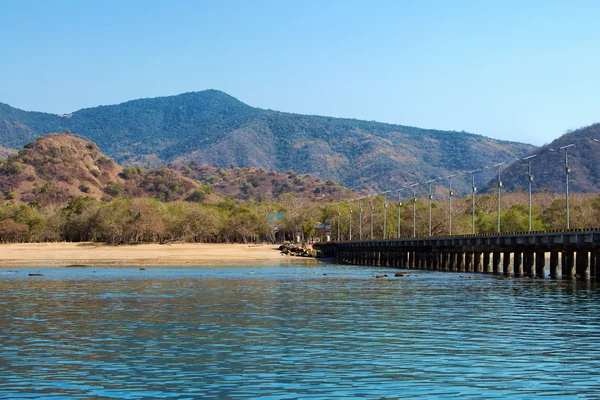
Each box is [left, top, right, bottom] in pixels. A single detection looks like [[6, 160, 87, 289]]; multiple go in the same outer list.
[[0, 90, 536, 192]]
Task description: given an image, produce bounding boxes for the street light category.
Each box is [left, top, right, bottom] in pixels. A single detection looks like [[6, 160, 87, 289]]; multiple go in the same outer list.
[[493, 162, 506, 234], [351, 196, 365, 241], [370, 191, 374, 240], [559, 144, 575, 229], [359, 197, 364, 240], [425, 179, 436, 237], [446, 174, 456, 235], [468, 169, 479, 235], [380, 190, 391, 239], [337, 204, 341, 241], [395, 188, 404, 239], [410, 183, 419, 237], [522, 155, 537, 232]]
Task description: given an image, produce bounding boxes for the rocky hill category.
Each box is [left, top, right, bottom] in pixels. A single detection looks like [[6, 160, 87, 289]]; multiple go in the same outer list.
[[0, 134, 199, 205], [486, 123, 600, 194], [0, 90, 535, 193], [0, 134, 351, 205], [171, 162, 351, 202]]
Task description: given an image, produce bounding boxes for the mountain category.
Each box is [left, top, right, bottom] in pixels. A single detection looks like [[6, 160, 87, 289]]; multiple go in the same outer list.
[[0, 90, 535, 193], [487, 124, 600, 194]]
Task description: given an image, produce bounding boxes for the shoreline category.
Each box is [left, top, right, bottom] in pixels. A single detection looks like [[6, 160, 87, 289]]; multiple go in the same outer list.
[[0, 242, 320, 268]]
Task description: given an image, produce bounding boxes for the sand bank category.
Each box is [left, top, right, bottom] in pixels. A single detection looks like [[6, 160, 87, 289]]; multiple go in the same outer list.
[[0, 242, 319, 267]]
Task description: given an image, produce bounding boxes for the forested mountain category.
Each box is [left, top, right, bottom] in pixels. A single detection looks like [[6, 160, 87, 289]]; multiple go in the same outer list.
[[0, 90, 535, 192], [487, 124, 600, 194]]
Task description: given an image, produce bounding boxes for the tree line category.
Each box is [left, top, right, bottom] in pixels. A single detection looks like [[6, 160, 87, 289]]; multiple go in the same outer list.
[[0, 191, 599, 244]]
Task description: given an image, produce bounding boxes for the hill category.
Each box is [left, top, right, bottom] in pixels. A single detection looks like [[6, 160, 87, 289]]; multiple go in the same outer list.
[[0, 134, 351, 205], [0, 134, 199, 205], [0, 90, 535, 192], [486, 124, 600, 194], [171, 162, 350, 202]]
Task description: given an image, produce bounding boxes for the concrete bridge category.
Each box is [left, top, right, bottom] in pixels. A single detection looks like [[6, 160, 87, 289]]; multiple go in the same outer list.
[[314, 230, 600, 280]]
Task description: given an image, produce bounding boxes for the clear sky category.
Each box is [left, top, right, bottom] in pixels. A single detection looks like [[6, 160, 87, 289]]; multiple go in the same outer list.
[[1, 0, 599, 146]]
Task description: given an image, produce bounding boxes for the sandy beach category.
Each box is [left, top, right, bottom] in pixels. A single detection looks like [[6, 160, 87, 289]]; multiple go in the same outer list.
[[0, 242, 320, 267]]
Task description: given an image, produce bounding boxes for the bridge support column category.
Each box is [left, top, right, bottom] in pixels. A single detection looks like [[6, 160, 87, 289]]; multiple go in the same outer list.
[[465, 252, 473, 272], [524, 251, 534, 277], [483, 252, 491, 273], [474, 252, 482, 273], [493, 252, 501, 274], [503, 251, 512, 275], [576, 250, 589, 279], [450, 253, 457, 271], [457, 252, 465, 272], [562, 251, 575, 278], [514, 252, 523, 276], [536, 251, 546, 278], [595, 251, 600, 281], [441, 252, 448, 271], [549, 251, 559, 278], [590, 252, 596, 280]]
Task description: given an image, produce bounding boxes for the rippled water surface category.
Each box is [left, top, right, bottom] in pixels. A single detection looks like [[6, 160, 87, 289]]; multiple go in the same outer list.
[[1, 265, 600, 399]]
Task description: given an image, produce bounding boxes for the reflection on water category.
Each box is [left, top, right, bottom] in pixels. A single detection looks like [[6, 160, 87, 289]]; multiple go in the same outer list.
[[1, 266, 599, 399]]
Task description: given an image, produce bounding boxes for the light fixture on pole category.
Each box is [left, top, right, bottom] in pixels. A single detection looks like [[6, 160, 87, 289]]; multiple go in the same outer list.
[[411, 183, 419, 237], [337, 204, 341, 241], [349, 203, 352, 241], [559, 144, 575, 229], [493, 162, 506, 234], [425, 179, 436, 237], [381, 190, 391, 239], [446, 174, 456, 235], [370, 191, 374, 240], [522, 155, 537, 232], [396, 188, 404, 239], [359, 197, 364, 240], [468, 169, 480, 235]]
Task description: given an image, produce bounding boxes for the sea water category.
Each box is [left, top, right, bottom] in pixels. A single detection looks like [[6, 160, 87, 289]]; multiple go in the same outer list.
[[1, 265, 599, 399]]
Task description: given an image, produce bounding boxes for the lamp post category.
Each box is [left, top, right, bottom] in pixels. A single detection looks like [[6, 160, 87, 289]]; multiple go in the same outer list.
[[396, 188, 403, 239], [446, 174, 456, 235], [425, 179, 435, 237], [349, 204, 352, 241], [559, 144, 575, 229], [522, 155, 537, 232], [337, 204, 341, 241], [359, 198, 363, 240], [468, 169, 479, 235], [493, 162, 506, 234], [411, 183, 419, 237], [370, 192, 374, 240], [381, 190, 391, 239]]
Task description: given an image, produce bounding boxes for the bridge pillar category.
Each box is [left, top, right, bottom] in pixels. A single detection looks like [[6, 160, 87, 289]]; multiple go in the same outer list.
[[474, 252, 482, 273], [595, 251, 600, 281], [465, 252, 473, 272], [535, 251, 546, 278], [450, 252, 457, 271], [562, 251, 575, 278], [492, 252, 501, 274], [590, 252, 596, 280], [549, 251, 559, 278], [408, 251, 415, 268], [440, 252, 447, 271], [457, 252, 465, 272], [420, 252, 427, 269], [503, 251, 512, 275], [483, 252, 492, 273], [576, 250, 589, 279], [523, 251, 534, 277], [514, 252, 523, 276]]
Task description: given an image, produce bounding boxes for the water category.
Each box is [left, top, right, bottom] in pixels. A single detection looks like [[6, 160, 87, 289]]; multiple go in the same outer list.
[[1, 265, 600, 399]]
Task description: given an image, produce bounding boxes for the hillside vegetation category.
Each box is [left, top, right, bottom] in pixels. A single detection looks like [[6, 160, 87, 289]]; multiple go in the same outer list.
[[0, 134, 350, 206], [489, 124, 600, 193], [0, 90, 535, 193]]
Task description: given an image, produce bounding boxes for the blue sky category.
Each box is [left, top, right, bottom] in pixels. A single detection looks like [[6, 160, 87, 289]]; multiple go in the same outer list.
[[1, 0, 599, 146]]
